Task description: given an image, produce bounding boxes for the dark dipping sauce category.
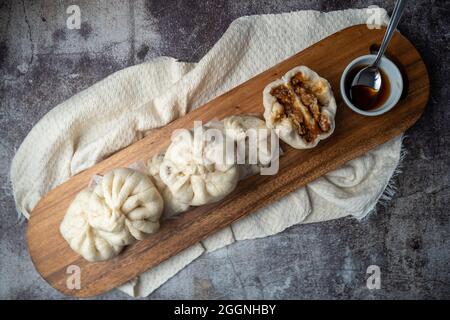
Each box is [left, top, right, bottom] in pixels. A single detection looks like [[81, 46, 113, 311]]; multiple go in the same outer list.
[[345, 64, 391, 111]]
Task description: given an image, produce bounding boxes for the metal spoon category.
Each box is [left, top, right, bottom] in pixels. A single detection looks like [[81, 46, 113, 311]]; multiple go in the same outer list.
[[351, 0, 406, 94]]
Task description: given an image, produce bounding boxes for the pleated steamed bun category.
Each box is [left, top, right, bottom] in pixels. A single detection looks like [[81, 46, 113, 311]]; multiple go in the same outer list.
[[223, 115, 278, 178], [147, 153, 190, 217], [60, 167, 164, 262], [60, 189, 123, 262], [159, 125, 239, 206]]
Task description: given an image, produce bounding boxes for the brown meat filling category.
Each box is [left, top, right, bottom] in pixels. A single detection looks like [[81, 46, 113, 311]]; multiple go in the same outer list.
[[270, 73, 330, 143], [270, 85, 308, 137]]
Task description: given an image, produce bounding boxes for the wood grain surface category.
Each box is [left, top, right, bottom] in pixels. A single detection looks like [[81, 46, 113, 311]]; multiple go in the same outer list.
[[27, 24, 429, 297]]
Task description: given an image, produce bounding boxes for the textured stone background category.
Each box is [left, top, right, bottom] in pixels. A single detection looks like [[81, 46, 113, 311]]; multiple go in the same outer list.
[[0, 0, 449, 299]]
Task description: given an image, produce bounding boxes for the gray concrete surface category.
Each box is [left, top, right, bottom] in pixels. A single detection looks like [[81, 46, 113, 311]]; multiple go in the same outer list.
[[0, 0, 449, 300]]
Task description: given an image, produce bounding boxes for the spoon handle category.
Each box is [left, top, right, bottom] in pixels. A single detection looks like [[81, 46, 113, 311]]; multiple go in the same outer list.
[[373, 0, 406, 67]]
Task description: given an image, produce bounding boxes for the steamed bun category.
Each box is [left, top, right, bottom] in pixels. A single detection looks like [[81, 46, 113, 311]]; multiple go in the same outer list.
[[263, 66, 337, 149], [223, 115, 267, 141], [60, 189, 123, 262], [223, 115, 277, 178], [159, 126, 239, 206], [147, 153, 190, 217], [60, 167, 164, 261]]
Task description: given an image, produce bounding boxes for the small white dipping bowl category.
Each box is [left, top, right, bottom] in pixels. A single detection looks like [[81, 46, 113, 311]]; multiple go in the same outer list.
[[340, 54, 403, 116]]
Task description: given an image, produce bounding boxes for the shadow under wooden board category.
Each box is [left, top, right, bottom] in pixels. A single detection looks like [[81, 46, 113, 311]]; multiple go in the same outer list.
[[27, 24, 429, 297]]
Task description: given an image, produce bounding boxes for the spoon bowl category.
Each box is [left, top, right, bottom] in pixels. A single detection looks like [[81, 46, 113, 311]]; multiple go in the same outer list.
[[351, 65, 382, 92]]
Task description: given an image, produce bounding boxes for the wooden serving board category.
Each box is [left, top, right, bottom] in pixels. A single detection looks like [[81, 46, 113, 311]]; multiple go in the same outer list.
[[27, 24, 429, 297]]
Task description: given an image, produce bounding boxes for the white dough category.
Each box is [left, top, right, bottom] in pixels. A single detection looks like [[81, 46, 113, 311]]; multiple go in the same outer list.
[[60, 189, 123, 262], [223, 115, 277, 177], [60, 168, 164, 261], [159, 126, 239, 206], [263, 66, 337, 149], [147, 153, 190, 217]]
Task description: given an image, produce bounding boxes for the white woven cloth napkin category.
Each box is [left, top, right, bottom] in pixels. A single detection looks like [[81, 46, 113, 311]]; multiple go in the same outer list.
[[10, 8, 400, 297]]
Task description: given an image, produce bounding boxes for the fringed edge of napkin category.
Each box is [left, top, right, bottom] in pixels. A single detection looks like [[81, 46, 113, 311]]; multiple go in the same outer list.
[[357, 134, 407, 221]]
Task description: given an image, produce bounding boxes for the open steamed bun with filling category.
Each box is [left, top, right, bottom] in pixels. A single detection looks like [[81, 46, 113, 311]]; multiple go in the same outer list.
[[263, 66, 337, 149], [60, 167, 164, 262], [159, 125, 239, 206]]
